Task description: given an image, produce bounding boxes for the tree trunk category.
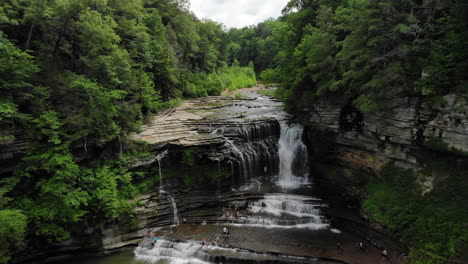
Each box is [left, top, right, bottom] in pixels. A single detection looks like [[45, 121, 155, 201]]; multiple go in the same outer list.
[[24, 23, 35, 50]]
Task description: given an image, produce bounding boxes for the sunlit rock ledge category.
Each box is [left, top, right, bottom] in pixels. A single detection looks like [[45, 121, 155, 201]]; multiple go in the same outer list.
[[131, 96, 280, 148]]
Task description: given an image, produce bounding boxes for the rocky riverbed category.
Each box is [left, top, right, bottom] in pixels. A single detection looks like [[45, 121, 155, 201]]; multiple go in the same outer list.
[[92, 87, 404, 264], [19, 86, 405, 264]]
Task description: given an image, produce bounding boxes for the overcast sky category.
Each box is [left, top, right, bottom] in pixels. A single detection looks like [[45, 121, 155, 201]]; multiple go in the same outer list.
[[189, 0, 290, 29]]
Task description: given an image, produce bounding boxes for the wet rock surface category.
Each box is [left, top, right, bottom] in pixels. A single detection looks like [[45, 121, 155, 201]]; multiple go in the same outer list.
[[97, 176, 403, 264]]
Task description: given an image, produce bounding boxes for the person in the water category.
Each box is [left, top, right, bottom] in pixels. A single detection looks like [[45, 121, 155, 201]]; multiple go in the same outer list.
[[153, 237, 159, 245]]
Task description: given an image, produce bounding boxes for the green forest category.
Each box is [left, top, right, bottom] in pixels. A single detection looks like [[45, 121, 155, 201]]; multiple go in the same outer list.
[[0, 0, 467, 263], [0, 0, 257, 262], [229, 0, 467, 113]]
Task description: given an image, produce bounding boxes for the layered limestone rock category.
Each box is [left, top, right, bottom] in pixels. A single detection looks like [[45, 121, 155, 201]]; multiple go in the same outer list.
[[100, 186, 263, 253], [419, 94, 468, 152], [132, 96, 262, 148], [304, 95, 468, 173], [100, 95, 283, 252], [131, 95, 281, 168]]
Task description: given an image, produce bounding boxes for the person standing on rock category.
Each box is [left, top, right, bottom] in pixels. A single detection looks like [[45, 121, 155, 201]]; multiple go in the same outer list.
[[381, 249, 389, 262], [359, 241, 365, 253], [145, 228, 152, 237]]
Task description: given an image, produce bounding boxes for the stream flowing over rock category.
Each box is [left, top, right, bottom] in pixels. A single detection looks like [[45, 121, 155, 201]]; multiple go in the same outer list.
[[16, 88, 407, 264], [81, 88, 404, 264]]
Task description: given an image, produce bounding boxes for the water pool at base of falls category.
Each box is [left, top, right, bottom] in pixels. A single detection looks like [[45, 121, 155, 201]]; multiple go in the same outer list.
[[127, 177, 337, 264]]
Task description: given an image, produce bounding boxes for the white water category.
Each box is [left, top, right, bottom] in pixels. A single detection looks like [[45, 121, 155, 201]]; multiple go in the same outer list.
[[135, 239, 211, 264], [238, 193, 329, 230], [157, 150, 169, 191], [168, 194, 180, 226], [277, 122, 309, 189], [135, 239, 317, 264]]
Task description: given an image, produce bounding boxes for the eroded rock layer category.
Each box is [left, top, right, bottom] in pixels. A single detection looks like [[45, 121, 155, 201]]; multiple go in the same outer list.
[[304, 95, 468, 173]]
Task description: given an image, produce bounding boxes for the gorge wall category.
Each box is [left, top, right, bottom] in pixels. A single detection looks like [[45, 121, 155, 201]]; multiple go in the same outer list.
[[303, 94, 467, 180], [302, 94, 468, 263]]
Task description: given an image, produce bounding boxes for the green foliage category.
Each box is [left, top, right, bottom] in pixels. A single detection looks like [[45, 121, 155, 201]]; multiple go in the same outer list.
[[257, 89, 276, 97], [0, 210, 27, 264], [259, 68, 281, 85], [425, 136, 451, 153], [234, 93, 246, 100], [0, 0, 250, 259], [88, 166, 136, 221], [380, 162, 417, 190], [228, 0, 467, 113], [182, 147, 199, 167], [362, 161, 468, 263], [183, 65, 256, 97], [64, 73, 125, 142], [0, 32, 38, 144]]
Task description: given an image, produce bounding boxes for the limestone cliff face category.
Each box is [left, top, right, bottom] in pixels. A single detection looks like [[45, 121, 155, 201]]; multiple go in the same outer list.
[[304, 94, 468, 174]]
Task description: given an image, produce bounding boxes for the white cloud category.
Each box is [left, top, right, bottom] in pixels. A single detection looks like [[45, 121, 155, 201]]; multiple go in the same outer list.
[[189, 0, 290, 29]]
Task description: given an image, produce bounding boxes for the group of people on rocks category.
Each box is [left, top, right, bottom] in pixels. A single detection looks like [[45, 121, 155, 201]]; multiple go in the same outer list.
[[143, 228, 160, 248], [202, 237, 218, 246], [223, 202, 244, 222], [200, 226, 230, 247], [335, 240, 406, 262]]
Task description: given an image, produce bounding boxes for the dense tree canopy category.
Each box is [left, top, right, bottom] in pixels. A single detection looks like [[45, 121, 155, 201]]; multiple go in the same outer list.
[[0, 0, 256, 262], [229, 0, 467, 113]]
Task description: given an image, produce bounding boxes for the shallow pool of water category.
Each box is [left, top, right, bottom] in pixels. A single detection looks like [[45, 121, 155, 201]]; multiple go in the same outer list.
[[69, 252, 142, 264]]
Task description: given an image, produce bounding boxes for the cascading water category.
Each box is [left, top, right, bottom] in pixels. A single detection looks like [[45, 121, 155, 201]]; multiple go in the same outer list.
[[131, 90, 336, 264], [156, 150, 168, 191], [241, 194, 329, 230], [135, 239, 319, 264], [168, 194, 180, 226], [135, 239, 212, 264], [277, 121, 309, 189], [225, 124, 279, 185]]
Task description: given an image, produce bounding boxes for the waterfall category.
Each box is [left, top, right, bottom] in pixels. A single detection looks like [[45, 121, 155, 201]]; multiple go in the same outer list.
[[277, 121, 309, 188], [226, 139, 248, 182], [134, 239, 320, 264], [225, 122, 280, 185], [135, 239, 212, 264], [168, 194, 180, 226], [241, 193, 329, 230], [156, 150, 168, 191]]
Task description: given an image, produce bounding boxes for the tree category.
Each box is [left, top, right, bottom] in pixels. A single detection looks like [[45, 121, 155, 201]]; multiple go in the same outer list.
[[0, 210, 27, 263], [0, 32, 38, 144]]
